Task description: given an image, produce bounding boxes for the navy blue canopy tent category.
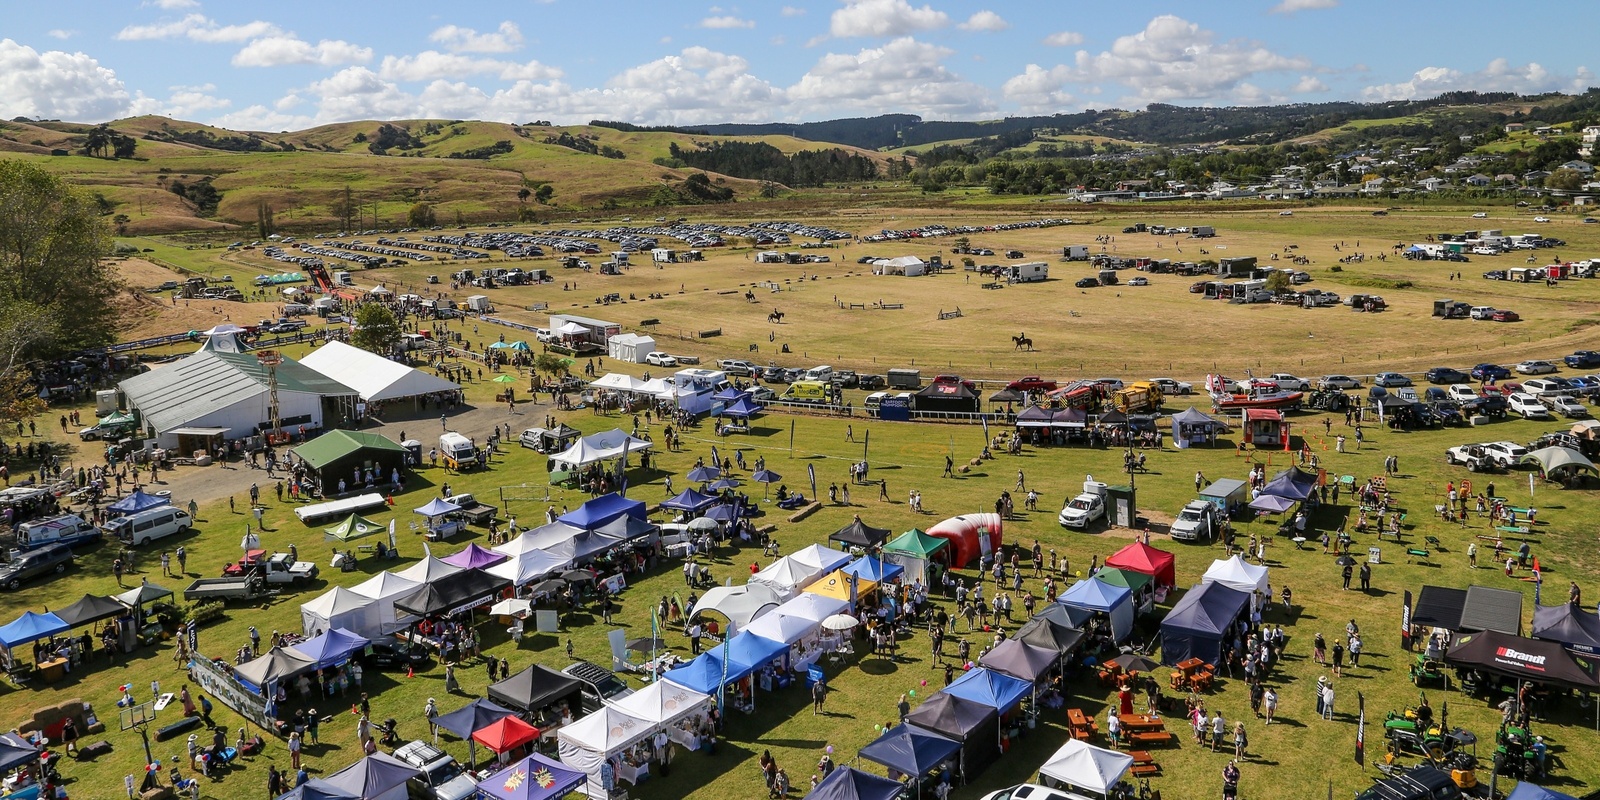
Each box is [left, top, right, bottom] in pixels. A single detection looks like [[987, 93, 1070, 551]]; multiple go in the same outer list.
[[943, 667, 1031, 713], [0, 733, 39, 774], [1159, 583, 1250, 666], [272, 778, 358, 800], [558, 493, 646, 530], [859, 723, 960, 789], [722, 397, 763, 419], [1532, 603, 1600, 656], [661, 488, 719, 513], [703, 503, 741, 522], [108, 489, 169, 516], [808, 767, 905, 800], [1506, 783, 1580, 800], [1261, 467, 1318, 501], [712, 387, 746, 403], [434, 697, 517, 740], [289, 627, 370, 670], [320, 753, 422, 800]]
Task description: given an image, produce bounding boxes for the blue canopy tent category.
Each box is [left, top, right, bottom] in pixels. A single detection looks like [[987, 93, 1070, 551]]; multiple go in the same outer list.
[[289, 627, 370, 670], [1059, 577, 1135, 644], [0, 733, 39, 774], [661, 488, 719, 513], [712, 387, 747, 403], [272, 778, 358, 800], [703, 503, 741, 522], [1261, 467, 1318, 500], [859, 723, 960, 793], [107, 489, 169, 516], [1506, 784, 1580, 800], [476, 753, 586, 800], [943, 667, 1031, 714], [1532, 603, 1600, 656], [844, 555, 906, 584], [0, 611, 70, 656], [808, 767, 905, 800], [722, 397, 763, 419], [1033, 603, 1093, 630], [433, 697, 518, 772], [1159, 583, 1250, 666], [557, 493, 646, 530], [661, 649, 756, 696], [723, 631, 790, 672]]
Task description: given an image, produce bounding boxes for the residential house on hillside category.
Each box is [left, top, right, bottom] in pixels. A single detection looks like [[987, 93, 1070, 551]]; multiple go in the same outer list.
[[1581, 126, 1600, 159], [1465, 174, 1492, 187], [1417, 177, 1447, 192], [1505, 123, 1526, 133], [1558, 160, 1595, 175]]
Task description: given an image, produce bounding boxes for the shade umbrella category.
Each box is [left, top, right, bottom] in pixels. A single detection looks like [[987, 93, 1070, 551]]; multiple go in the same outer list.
[[687, 465, 721, 483], [1334, 555, 1357, 566], [528, 579, 567, 597], [561, 570, 595, 584], [628, 637, 669, 653], [822, 613, 859, 631], [687, 517, 720, 531], [489, 341, 511, 349], [493, 374, 517, 383], [1108, 653, 1161, 673], [751, 468, 782, 499], [490, 598, 532, 617], [508, 341, 531, 352], [703, 504, 740, 522]]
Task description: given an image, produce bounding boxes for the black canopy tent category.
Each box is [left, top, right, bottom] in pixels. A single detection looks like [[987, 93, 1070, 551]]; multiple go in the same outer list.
[[1460, 586, 1523, 635], [830, 519, 892, 549], [1411, 586, 1468, 632], [488, 664, 585, 714], [1015, 616, 1086, 659], [978, 638, 1058, 683], [902, 692, 1000, 781], [1446, 630, 1600, 690], [1533, 603, 1600, 656], [53, 594, 129, 627], [913, 381, 981, 414], [393, 570, 511, 618]]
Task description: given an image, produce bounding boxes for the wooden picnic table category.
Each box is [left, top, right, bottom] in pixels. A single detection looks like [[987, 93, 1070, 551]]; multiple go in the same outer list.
[[1120, 714, 1167, 732]]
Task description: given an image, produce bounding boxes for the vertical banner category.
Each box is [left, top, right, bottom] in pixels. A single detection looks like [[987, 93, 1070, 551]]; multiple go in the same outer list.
[[862, 429, 869, 462], [808, 464, 817, 502], [387, 519, 397, 553], [789, 420, 795, 458], [981, 414, 989, 445], [711, 446, 722, 472], [1355, 692, 1366, 764], [1530, 472, 1536, 499]]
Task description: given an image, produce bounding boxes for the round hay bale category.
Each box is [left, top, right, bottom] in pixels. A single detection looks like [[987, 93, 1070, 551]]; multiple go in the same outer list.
[[959, 465, 971, 473], [968, 458, 983, 467]]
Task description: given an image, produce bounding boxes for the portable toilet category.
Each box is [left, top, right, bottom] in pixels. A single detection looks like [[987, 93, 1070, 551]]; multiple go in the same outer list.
[[1105, 484, 1137, 528], [95, 389, 119, 416], [400, 439, 423, 467]]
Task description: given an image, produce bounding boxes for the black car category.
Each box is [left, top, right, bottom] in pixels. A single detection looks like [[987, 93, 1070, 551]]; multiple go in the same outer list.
[[1353, 767, 1461, 800], [364, 638, 429, 669], [857, 374, 887, 390], [1471, 363, 1511, 381], [1463, 394, 1508, 417], [0, 544, 74, 590], [1075, 277, 1099, 288], [1425, 367, 1470, 384]]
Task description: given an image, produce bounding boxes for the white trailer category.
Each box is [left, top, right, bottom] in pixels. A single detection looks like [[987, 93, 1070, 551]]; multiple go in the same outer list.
[[1062, 245, 1090, 261], [651, 248, 678, 263], [466, 295, 492, 312], [1007, 262, 1049, 283]]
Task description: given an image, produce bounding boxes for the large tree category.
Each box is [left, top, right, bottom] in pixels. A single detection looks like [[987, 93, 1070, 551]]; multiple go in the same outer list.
[[350, 303, 402, 355], [0, 160, 118, 422]]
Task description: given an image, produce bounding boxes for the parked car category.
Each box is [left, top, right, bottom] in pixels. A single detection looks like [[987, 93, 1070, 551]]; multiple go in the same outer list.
[[1492, 310, 1520, 322], [1006, 376, 1058, 392], [1169, 501, 1218, 543], [857, 374, 887, 390], [1482, 441, 1529, 466], [1508, 393, 1551, 418], [982, 784, 1081, 800], [1057, 493, 1106, 529], [1374, 372, 1413, 388], [645, 352, 678, 367], [1520, 378, 1571, 396], [364, 638, 429, 669], [1127, 276, 1149, 286], [1425, 367, 1471, 384], [1565, 351, 1600, 369], [0, 544, 73, 590], [1462, 394, 1508, 418], [1264, 374, 1310, 391], [1446, 384, 1480, 402], [1147, 377, 1193, 395], [1472, 212, 1488, 219], [717, 359, 757, 376], [1074, 277, 1099, 288], [1550, 395, 1589, 418], [1515, 360, 1557, 375], [392, 741, 478, 800], [1470, 363, 1511, 381], [1318, 374, 1362, 390], [1534, 216, 1552, 223]]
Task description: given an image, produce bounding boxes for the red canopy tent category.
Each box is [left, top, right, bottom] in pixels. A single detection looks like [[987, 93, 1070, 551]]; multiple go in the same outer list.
[[1105, 542, 1176, 589], [472, 716, 541, 754]]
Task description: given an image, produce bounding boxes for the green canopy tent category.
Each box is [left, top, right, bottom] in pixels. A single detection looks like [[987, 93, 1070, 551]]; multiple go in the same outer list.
[[293, 429, 410, 488], [1095, 567, 1156, 615], [324, 513, 387, 542], [882, 528, 950, 586]]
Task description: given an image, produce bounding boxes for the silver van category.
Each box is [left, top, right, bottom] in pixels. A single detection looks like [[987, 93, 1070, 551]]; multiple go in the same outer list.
[[106, 506, 192, 546]]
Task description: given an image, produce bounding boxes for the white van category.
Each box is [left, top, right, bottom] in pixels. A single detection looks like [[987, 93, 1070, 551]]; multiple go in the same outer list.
[[804, 365, 834, 382], [107, 506, 193, 546]]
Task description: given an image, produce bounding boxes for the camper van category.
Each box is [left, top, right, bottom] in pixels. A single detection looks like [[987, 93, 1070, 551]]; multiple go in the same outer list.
[[13, 514, 102, 552], [783, 380, 831, 404], [439, 432, 480, 470], [106, 506, 193, 547], [1008, 262, 1049, 283]]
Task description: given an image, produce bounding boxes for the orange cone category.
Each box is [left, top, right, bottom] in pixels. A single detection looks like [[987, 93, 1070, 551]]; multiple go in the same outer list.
[[407, 666, 414, 679]]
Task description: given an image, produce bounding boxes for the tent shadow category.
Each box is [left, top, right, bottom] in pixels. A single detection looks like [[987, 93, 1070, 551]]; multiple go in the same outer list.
[[859, 659, 900, 676]]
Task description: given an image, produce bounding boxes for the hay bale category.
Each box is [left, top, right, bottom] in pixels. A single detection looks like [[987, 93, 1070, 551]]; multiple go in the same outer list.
[[968, 458, 983, 467], [959, 465, 971, 474]]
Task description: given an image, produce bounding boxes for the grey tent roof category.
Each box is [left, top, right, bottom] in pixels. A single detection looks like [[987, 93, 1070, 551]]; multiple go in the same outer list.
[[233, 645, 316, 688], [1015, 616, 1085, 656], [321, 753, 422, 799], [977, 638, 1058, 682], [1532, 603, 1600, 655], [903, 692, 997, 741], [1521, 446, 1598, 475], [1171, 407, 1226, 429], [54, 594, 128, 627], [120, 351, 355, 434], [1459, 585, 1524, 635], [1412, 586, 1467, 631]]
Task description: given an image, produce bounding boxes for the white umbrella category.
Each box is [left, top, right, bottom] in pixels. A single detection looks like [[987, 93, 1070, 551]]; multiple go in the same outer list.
[[490, 598, 532, 617], [687, 517, 719, 532], [821, 613, 859, 631]]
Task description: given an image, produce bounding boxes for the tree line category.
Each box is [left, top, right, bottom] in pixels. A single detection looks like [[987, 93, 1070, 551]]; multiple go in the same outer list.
[[661, 141, 879, 187]]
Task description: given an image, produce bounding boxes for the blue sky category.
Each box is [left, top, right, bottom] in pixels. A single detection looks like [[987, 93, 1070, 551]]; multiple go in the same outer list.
[[1, 0, 1593, 130]]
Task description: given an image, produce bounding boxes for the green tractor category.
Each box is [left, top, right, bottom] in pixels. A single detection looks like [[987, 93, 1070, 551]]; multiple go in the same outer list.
[[1493, 724, 1544, 782], [1409, 653, 1448, 688], [1383, 706, 1472, 761]]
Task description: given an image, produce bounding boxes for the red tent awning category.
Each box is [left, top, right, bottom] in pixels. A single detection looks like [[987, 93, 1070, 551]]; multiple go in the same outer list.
[[1104, 541, 1176, 588], [472, 716, 541, 754]]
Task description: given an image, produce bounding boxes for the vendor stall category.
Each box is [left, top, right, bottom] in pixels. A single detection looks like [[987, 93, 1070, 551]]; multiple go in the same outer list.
[[1058, 577, 1135, 644], [858, 723, 960, 794], [1037, 739, 1133, 800], [1159, 583, 1250, 666], [300, 586, 381, 639], [1533, 603, 1600, 656], [434, 697, 517, 770], [477, 754, 586, 800], [1170, 407, 1226, 449], [978, 638, 1058, 684], [882, 529, 950, 586], [442, 543, 509, 570], [414, 497, 466, 540], [1014, 616, 1085, 662], [608, 679, 712, 751], [289, 628, 370, 670], [0, 611, 69, 670], [557, 706, 654, 798], [1447, 630, 1600, 691], [489, 666, 585, 717], [829, 518, 892, 550], [1103, 541, 1176, 590], [486, 548, 569, 588], [349, 572, 421, 634], [803, 570, 878, 608], [808, 767, 906, 800], [1095, 568, 1156, 616], [689, 584, 783, 630], [902, 693, 1001, 781], [320, 753, 422, 800], [1201, 555, 1269, 595], [232, 645, 316, 693], [558, 493, 647, 531], [392, 570, 511, 619]]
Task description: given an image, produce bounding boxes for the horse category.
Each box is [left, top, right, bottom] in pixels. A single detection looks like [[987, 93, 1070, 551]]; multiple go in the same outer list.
[[1012, 334, 1033, 351], [769, 310, 785, 324], [745, 289, 757, 302]]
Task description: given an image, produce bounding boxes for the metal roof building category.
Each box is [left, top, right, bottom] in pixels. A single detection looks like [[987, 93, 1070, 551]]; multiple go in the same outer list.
[[119, 351, 357, 448]]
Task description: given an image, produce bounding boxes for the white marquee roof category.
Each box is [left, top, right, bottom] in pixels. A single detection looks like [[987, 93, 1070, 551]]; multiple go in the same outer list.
[[299, 340, 460, 402]]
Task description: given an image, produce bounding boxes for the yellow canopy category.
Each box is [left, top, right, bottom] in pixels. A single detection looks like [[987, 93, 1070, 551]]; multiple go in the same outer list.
[[802, 569, 878, 601]]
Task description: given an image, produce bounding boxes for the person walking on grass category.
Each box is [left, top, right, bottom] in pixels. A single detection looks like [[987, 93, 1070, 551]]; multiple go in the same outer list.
[[1263, 687, 1278, 725], [1210, 711, 1226, 752], [812, 678, 827, 715], [1233, 721, 1248, 760]]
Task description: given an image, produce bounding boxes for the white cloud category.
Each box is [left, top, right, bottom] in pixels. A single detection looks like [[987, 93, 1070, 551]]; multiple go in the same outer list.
[[232, 36, 372, 68], [781, 5, 807, 15], [210, 104, 314, 132], [790, 37, 993, 118], [829, 0, 948, 37], [1362, 59, 1594, 101], [47, 29, 75, 40], [116, 14, 283, 44], [0, 39, 132, 121], [563, 46, 784, 124], [130, 83, 232, 118], [701, 15, 756, 29], [376, 51, 559, 82], [1043, 30, 1083, 47], [958, 11, 1008, 32], [1021, 15, 1311, 106], [1293, 75, 1328, 93], [1270, 0, 1338, 13], [427, 22, 523, 54], [145, 0, 199, 8], [1002, 64, 1076, 113]]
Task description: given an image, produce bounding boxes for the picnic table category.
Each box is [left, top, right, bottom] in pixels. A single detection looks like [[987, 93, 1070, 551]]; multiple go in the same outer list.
[[1120, 714, 1167, 733], [1066, 708, 1097, 741]]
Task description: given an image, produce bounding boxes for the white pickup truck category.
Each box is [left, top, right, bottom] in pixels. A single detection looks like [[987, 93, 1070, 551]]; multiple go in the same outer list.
[[1058, 493, 1106, 529]]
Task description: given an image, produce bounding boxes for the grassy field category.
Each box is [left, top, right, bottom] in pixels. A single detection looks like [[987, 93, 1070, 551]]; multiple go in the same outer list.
[[8, 204, 1600, 800]]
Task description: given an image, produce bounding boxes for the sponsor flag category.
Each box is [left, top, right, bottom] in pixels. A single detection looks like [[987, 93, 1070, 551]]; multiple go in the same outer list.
[[808, 463, 817, 501], [1355, 692, 1366, 764], [1401, 590, 1412, 641], [711, 445, 722, 472], [789, 419, 795, 456]]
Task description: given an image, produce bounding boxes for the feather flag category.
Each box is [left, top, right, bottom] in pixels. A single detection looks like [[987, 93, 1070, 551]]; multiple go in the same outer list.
[[808, 463, 817, 501], [1355, 691, 1366, 765]]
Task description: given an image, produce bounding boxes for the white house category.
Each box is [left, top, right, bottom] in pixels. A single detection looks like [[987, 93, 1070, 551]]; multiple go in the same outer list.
[[1559, 160, 1595, 175]]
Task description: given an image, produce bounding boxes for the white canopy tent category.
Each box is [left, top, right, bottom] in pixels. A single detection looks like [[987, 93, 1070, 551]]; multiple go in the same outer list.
[[590, 373, 650, 393], [299, 340, 461, 402], [788, 544, 852, 579], [750, 548, 844, 600], [769, 592, 849, 625], [554, 322, 589, 337], [637, 377, 676, 398], [393, 555, 462, 584], [689, 583, 784, 630], [493, 524, 582, 558], [1202, 555, 1269, 595], [550, 429, 653, 469], [485, 548, 569, 587], [741, 610, 821, 647], [301, 586, 382, 639], [606, 679, 711, 726], [1038, 739, 1134, 799], [558, 706, 655, 799], [606, 334, 656, 364], [349, 571, 421, 634]]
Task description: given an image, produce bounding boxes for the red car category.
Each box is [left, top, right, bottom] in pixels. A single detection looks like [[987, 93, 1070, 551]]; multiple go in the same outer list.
[[1492, 310, 1520, 322], [932, 374, 977, 392], [1006, 376, 1058, 392]]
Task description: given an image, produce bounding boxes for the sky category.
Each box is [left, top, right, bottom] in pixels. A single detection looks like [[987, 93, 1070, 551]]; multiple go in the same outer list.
[[1, 0, 1594, 131]]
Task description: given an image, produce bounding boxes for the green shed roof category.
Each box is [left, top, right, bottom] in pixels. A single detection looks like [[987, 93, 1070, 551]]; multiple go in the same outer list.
[[294, 429, 407, 470]]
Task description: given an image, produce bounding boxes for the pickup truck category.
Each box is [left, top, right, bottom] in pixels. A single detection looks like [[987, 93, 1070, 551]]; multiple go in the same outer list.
[[449, 493, 497, 525], [228, 552, 320, 584], [184, 575, 274, 602], [1169, 501, 1217, 542], [1058, 493, 1106, 529], [393, 741, 478, 800]]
